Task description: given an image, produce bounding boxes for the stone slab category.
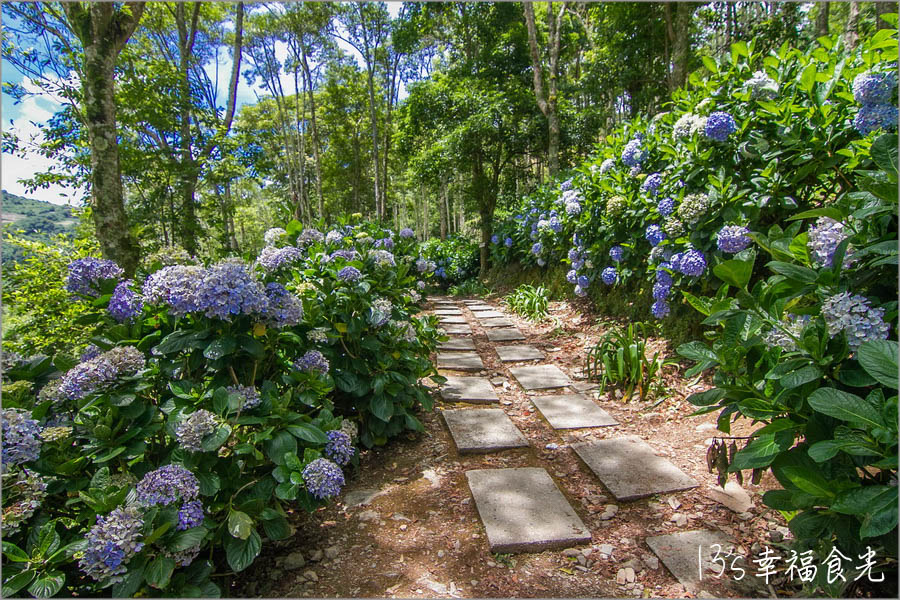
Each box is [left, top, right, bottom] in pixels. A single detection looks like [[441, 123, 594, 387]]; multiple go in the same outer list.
[[437, 352, 485, 371], [468, 304, 494, 311], [439, 315, 467, 324], [434, 309, 463, 316], [486, 328, 526, 342], [439, 376, 499, 403], [646, 530, 733, 590], [509, 364, 572, 390], [462, 300, 485, 305], [466, 468, 592, 553], [441, 324, 472, 335], [495, 345, 545, 362], [571, 436, 698, 501], [473, 310, 506, 319], [480, 318, 516, 328], [531, 394, 618, 429], [442, 409, 529, 453], [706, 481, 753, 513], [439, 337, 476, 351]]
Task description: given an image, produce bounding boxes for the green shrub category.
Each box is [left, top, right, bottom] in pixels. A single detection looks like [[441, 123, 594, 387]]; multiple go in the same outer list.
[[584, 322, 673, 401], [418, 235, 479, 286], [503, 284, 550, 321], [448, 278, 488, 297]]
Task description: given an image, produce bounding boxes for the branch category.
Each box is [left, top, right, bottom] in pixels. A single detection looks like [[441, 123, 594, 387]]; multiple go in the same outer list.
[[523, 2, 548, 116], [200, 1, 243, 160]]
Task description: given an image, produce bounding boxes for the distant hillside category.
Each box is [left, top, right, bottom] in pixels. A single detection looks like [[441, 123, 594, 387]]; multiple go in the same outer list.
[[2, 190, 78, 264]]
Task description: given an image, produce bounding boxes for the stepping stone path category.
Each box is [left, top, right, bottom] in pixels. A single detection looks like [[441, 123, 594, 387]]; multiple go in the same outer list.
[[466, 468, 592, 552], [509, 364, 572, 390], [646, 530, 733, 590], [571, 435, 697, 501], [442, 409, 529, 453], [437, 351, 484, 372], [495, 344, 544, 362], [440, 376, 499, 403], [438, 337, 476, 351], [486, 328, 526, 342], [531, 393, 618, 429], [427, 296, 705, 573]]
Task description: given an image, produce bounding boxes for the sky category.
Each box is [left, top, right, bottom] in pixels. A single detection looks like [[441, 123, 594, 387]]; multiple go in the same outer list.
[[1, 1, 403, 207]]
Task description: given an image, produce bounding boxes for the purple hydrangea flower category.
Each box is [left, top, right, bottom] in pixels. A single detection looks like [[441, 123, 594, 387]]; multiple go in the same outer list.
[[560, 178, 573, 191], [621, 139, 646, 167], [852, 72, 896, 104], [657, 197, 675, 217], [716, 226, 752, 253], [491, 235, 499, 244], [264, 228, 287, 246], [531, 242, 542, 256], [371, 250, 395, 268], [566, 269, 578, 284], [175, 410, 220, 452], [324, 430, 355, 466], [1, 408, 42, 470], [302, 458, 344, 500], [549, 216, 562, 233], [294, 350, 330, 374], [142, 265, 206, 316], [504, 237, 513, 247], [136, 464, 200, 507], [226, 385, 261, 410], [672, 250, 707, 277], [656, 268, 673, 287], [258, 245, 304, 272], [298, 228, 325, 245], [645, 225, 666, 247], [326, 230, 344, 245], [264, 283, 304, 328], [704, 112, 737, 142], [853, 103, 898, 135], [66, 258, 124, 297], [329, 249, 359, 262], [369, 297, 393, 327], [576, 275, 590, 289], [399, 228, 415, 239], [574, 285, 587, 297], [808, 217, 855, 268], [59, 346, 145, 401], [375, 237, 394, 250], [177, 500, 204, 530], [642, 173, 663, 196], [79, 506, 144, 582], [108, 280, 143, 323], [609, 246, 625, 262], [80, 344, 102, 362], [601, 267, 618, 285], [338, 266, 362, 282], [197, 262, 269, 321], [651, 300, 670, 319], [652, 281, 671, 300], [821, 292, 891, 350], [599, 158, 615, 174], [629, 165, 642, 177]]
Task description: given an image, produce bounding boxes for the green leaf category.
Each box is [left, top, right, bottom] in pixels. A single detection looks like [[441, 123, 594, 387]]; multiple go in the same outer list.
[[730, 433, 790, 470], [169, 527, 207, 552], [203, 336, 237, 360], [681, 291, 712, 316], [200, 425, 231, 453], [808, 388, 885, 429], [286, 423, 328, 445], [112, 555, 147, 597], [870, 133, 898, 179], [685, 388, 726, 407], [196, 471, 221, 496], [676, 341, 718, 364], [145, 556, 175, 590], [856, 340, 898, 389], [787, 207, 844, 222], [261, 515, 291, 541], [29, 571, 65, 598], [766, 261, 817, 283], [2, 542, 30, 562], [154, 330, 207, 355], [779, 464, 835, 498], [832, 485, 898, 539], [370, 394, 394, 422], [762, 489, 798, 511], [780, 365, 822, 389], [701, 55, 718, 74], [799, 63, 817, 93], [225, 529, 261, 572], [265, 430, 297, 466], [713, 259, 753, 289], [2, 570, 36, 597], [228, 510, 254, 540]]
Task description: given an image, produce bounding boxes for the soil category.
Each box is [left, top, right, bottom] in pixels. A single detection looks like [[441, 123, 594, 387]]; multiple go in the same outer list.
[[230, 296, 803, 599]]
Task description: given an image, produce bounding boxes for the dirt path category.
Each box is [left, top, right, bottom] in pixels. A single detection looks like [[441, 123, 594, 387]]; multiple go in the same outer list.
[[232, 297, 791, 598]]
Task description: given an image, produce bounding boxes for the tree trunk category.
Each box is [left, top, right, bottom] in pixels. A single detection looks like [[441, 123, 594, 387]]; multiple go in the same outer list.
[[422, 181, 429, 239], [845, 2, 861, 49], [300, 52, 325, 217], [63, 2, 145, 276], [175, 2, 201, 255], [876, 2, 895, 30], [524, 2, 564, 176], [439, 177, 448, 240], [816, 2, 829, 37], [364, 66, 382, 219], [670, 2, 695, 91]]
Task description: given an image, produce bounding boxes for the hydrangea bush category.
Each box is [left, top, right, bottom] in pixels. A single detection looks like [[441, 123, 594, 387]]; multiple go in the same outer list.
[[1, 217, 442, 596]]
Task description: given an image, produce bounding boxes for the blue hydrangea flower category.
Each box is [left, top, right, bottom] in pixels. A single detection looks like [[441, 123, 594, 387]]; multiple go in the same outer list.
[[576, 274, 590, 289], [435, 266, 447, 278], [371, 250, 395, 268], [652, 281, 671, 300], [142, 265, 206, 316], [1, 408, 42, 471], [609, 246, 624, 262], [601, 267, 617, 285], [672, 250, 707, 277], [642, 173, 663, 196], [264, 227, 287, 246], [177, 500, 204, 530], [136, 464, 200, 507], [258, 245, 304, 272], [549, 216, 562, 233], [745, 71, 778, 100], [175, 410, 220, 452], [560, 178, 573, 191], [650, 246, 672, 264], [107, 280, 143, 323], [574, 285, 587, 297], [504, 237, 513, 247], [716, 226, 752, 253], [852, 72, 896, 104], [66, 258, 124, 297], [657, 197, 675, 217], [629, 165, 642, 177], [294, 350, 330, 374], [656, 268, 673, 287], [621, 139, 645, 167], [337, 266, 362, 282], [854, 103, 898, 135], [599, 158, 615, 174], [325, 430, 355, 466], [572, 232, 582, 248], [821, 292, 891, 350], [298, 228, 325, 245], [226, 385, 261, 410], [59, 346, 145, 401], [651, 300, 670, 319], [79, 506, 144, 582], [326, 230, 344, 245], [645, 224, 666, 247], [704, 112, 737, 141], [264, 283, 304, 328], [197, 262, 269, 321], [302, 458, 344, 500], [566, 269, 578, 284], [374, 237, 394, 250], [491, 235, 499, 244], [807, 217, 855, 268], [80, 344, 102, 362], [531, 242, 542, 256], [399, 228, 415, 239]]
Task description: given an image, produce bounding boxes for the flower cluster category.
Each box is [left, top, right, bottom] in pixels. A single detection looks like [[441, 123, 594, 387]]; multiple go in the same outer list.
[[641, 173, 662, 196], [807, 217, 855, 268], [226, 385, 261, 410], [302, 458, 344, 499], [59, 346, 145, 401], [716, 225, 752, 253], [369, 297, 393, 327], [142, 265, 206, 316], [1, 408, 41, 470], [704, 111, 737, 142], [561, 189, 582, 216], [198, 262, 269, 321], [663, 216, 685, 238], [762, 314, 811, 352], [175, 410, 220, 452], [372, 249, 396, 267], [136, 464, 200, 507], [649, 246, 671, 264], [338, 266, 362, 282], [621, 138, 646, 167], [324, 430, 355, 466], [645, 224, 665, 247], [599, 158, 615, 174], [606, 195, 626, 218], [852, 71, 896, 104], [81, 344, 102, 361], [677, 193, 709, 225], [609, 246, 625, 262], [329, 249, 359, 262], [504, 237, 513, 247], [108, 280, 143, 322], [326, 230, 344, 245], [560, 178, 573, 191], [651, 300, 670, 319], [1, 469, 48, 534], [298, 228, 325, 245], [821, 292, 891, 350], [673, 113, 705, 138], [177, 500, 204, 531], [853, 103, 898, 135], [671, 249, 707, 277], [79, 506, 145, 582], [294, 350, 330, 374], [40, 426, 72, 441], [399, 227, 415, 239], [340, 418, 358, 441], [745, 71, 778, 99], [258, 245, 304, 272], [491, 235, 499, 244], [374, 237, 394, 250], [66, 257, 124, 297], [657, 197, 675, 217], [307, 327, 330, 343], [264, 282, 304, 328], [531, 242, 543, 256], [601, 267, 618, 285], [264, 227, 287, 246], [144, 246, 196, 267]]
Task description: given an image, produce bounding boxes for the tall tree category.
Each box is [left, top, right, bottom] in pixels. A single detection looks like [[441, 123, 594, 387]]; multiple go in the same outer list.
[[524, 2, 565, 175], [816, 1, 830, 37], [845, 1, 861, 48]]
